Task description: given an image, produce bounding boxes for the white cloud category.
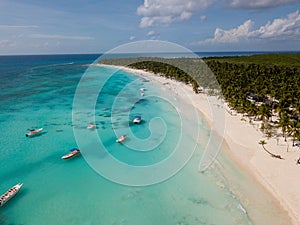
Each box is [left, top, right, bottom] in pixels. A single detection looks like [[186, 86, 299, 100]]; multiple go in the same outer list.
[[200, 15, 207, 22], [29, 34, 94, 40], [253, 10, 300, 39], [0, 25, 38, 29], [228, 0, 296, 9], [146, 30, 160, 40], [147, 30, 156, 36], [136, 0, 298, 28], [207, 19, 254, 43], [0, 39, 17, 48], [137, 0, 214, 27], [55, 41, 61, 47], [0, 39, 9, 47], [129, 36, 136, 41], [201, 11, 300, 44]]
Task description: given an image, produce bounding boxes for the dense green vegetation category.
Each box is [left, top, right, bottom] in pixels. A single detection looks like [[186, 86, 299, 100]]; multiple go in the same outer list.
[[204, 53, 300, 67], [101, 57, 219, 92], [100, 54, 300, 145], [203, 55, 300, 145]]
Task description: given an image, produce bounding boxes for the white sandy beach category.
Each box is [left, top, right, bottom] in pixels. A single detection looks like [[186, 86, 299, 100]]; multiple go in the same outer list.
[[101, 64, 300, 225]]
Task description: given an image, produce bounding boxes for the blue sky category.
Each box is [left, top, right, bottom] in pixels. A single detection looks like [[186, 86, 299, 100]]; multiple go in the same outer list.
[[0, 0, 299, 54]]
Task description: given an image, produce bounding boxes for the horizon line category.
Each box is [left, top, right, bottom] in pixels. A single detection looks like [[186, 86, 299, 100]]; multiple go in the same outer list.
[[1, 50, 300, 57]]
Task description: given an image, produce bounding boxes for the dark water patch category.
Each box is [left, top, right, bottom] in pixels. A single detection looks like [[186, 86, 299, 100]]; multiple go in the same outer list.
[[32, 106, 41, 111], [43, 122, 71, 128], [112, 122, 119, 127], [0, 151, 64, 183], [101, 138, 119, 150], [73, 111, 87, 116], [55, 87, 77, 96], [0, 214, 9, 225], [49, 123, 62, 126], [86, 112, 93, 116], [25, 131, 47, 138], [135, 98, 148, 104], [121, 188, 142, 200], [188, 197, 209, 205], [142, 78, 150, 82], [46, 104, 55, 110], [119, 93, 139, 99], [102, 112, 111, 118], [97, 99, 104, 104], [111, 109, 129, 115], [64, 104, 72, 109], [97, 112, 112, 117], [114, 117, 126, 122], [175, 215, 207, 225], [121, 121, 130, 127]]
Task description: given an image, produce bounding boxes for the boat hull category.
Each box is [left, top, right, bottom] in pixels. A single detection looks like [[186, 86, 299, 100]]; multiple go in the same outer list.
[[0, 183, 23, 207], [87, 124, 95, 130], [133, 118, 142, 124], [26, 128, 43, 137], [61, 149, 80, 159], [116, 135, 126, 143]]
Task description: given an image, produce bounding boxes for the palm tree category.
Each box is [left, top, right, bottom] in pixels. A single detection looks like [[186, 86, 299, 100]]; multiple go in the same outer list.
[[278, 112, 290, 142], [289, 120, 300, 146], [259, 140, 283, 159], [258, 104, 272, 122], [259, 140, 267, 148]]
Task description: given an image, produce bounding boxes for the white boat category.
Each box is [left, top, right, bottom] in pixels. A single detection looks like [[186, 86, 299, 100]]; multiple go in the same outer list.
[[116, 135, 127, 143], [141, 92, 145, 96], [87, 123, 95, 130], [0, 183, 23, 207], [140, 88, 146, 91], [26, 128, 43, 137], [133, 116, 142, 124], [61, 148, 81, 159]]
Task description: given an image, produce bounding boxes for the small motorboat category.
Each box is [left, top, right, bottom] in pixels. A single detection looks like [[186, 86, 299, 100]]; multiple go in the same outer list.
[[0, 183, 23, 207], [141, 92, 145, 96], [116, 135, 127, 143], [87, 122, 95, 130], [61, 148, 81, 159], [133, 116, 142, 124], [140, 88, 146, 91], [26, 128, 43, 137]]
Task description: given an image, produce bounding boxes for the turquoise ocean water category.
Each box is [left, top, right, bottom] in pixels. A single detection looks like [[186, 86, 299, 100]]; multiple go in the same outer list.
[[0, 54, 286, 225]]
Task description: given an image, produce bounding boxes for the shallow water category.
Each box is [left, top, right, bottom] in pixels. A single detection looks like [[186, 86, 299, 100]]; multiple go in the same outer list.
[[0, 54, 270, 225]]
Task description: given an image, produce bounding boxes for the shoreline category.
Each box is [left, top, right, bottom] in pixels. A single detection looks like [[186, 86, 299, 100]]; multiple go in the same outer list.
[[100, 63, 300, 225]]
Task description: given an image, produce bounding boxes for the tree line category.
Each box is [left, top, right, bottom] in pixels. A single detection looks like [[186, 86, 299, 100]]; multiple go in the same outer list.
[[204, 58, 300, 146], [100, 55, 300, 145]]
